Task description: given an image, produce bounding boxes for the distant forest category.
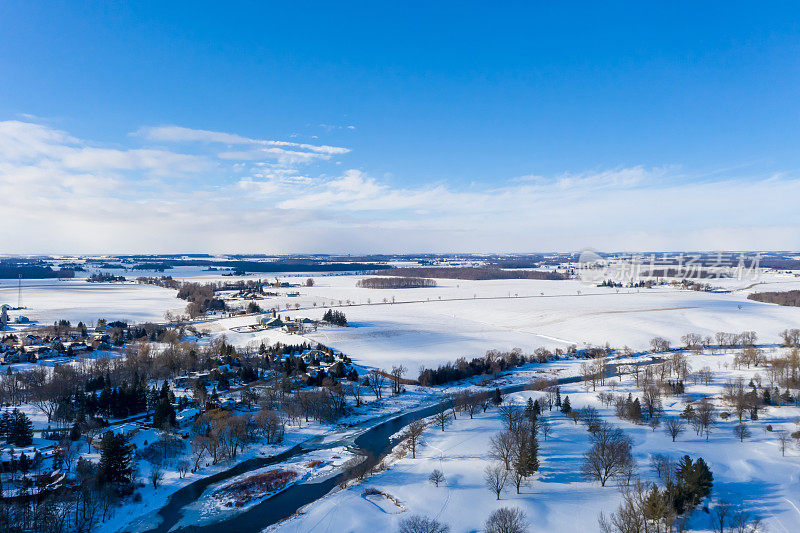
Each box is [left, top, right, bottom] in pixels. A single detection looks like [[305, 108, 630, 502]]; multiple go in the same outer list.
[[378, 267, 566, 281], [747, 290, 800, 307], [356, 277, 437, 289], [0, 260, 75, 279], [129, 259, 392, 273]]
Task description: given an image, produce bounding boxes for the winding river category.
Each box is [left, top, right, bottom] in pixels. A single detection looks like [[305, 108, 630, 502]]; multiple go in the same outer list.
[[138, 365, 630, 533]]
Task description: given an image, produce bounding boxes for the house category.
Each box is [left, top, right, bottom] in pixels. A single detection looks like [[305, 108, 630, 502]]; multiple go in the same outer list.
[[176, 407, 201, 428], [261, 316, 283, 328], [3, 350, 33, 364], [282, 323, 300, 333]]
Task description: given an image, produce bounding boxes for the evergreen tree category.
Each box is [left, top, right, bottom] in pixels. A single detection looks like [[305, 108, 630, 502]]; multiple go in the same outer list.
[[492, 388, 503, 405], [159, 380, 171, 400], [561, 396, 571, 414], [8, 409, 33, 446], [153, 397, 176, 429], [555, 387, 562, 407], [18, 452, 30, 473], [525, 398, 537, 422], [514, 431, 540, 480], [631, 397, 643, 422], [671, 455, 713, 513], [97, 431, 134, 485]]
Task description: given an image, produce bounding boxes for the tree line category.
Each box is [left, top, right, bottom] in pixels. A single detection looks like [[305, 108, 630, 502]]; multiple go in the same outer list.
[[356, 277, 437, 289], [378, 267, 566, 281]]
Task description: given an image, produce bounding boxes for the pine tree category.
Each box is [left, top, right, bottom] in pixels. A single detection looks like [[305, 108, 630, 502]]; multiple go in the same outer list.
[[672, 455, 713, 513], [631, 397, 643, 422], [159, 380, 170, 400], [153, 397, 176, 429], [97, 431, 133, 485], [561, 396, 571, 414], [525, 398, 536, 421], [18, 452, 30, 473], [8, 409, 33, 446], [492, 388, 503, 405], [555, 387, 562, 407]]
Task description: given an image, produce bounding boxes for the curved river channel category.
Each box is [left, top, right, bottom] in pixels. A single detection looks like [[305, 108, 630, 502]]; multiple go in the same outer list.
[[139, 364, 636, 533]]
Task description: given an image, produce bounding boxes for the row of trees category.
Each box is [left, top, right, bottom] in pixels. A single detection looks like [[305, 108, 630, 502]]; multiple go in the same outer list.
[[379, 266, 566, 280], [599, 455, 715, 532], [748, 289, 800, 307], [0, 409, 33, 446], [177, 282, 227, 318], [356, 277, 437, 289], [322, 309, 348, 326]]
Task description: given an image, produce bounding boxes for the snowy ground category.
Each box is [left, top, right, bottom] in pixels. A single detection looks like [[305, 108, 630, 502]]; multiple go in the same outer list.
[[6, 271, 800, 372], [204, 273, 800, 372], [174, 447, 356, 529], [271, 350, 800, 533], [0, 278, 184, 325]]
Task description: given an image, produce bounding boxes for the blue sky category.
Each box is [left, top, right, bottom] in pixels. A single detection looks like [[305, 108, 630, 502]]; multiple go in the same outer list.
[[1, 2, 799, 253]]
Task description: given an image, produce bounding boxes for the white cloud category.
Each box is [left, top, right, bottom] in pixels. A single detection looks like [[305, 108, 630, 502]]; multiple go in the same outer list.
[[134, 125, 349, 155], [2, 119, 800, 253]]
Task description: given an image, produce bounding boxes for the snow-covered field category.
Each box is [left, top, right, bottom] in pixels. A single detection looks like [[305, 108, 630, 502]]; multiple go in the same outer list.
[[211, 273, 800, 371], [0, 279, 184, 324], [272, 351, 800, 533], [6, 272, 800, 372]]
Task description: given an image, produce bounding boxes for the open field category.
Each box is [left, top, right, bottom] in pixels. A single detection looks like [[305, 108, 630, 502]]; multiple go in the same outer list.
[[272, 351, 800, 533], [0, 279, 184, 324], [209, 274, 800, 371]]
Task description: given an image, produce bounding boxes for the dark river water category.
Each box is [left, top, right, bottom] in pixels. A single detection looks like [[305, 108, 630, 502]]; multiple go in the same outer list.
[[138, 368, 614, 533]]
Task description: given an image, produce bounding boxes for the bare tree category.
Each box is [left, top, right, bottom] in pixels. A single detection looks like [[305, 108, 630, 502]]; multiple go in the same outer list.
[[57, 438, 78, 473], [148, 460, 164, 489], [778, 430, 790, 457], [599, 480, 675, 533], [694, 399, 716, 440], [403, 420, 425, 458], [389, 365, 407, 395], [464, 392, 482, 419], [733, 423, 751, 442], [581, 423, 634, 487], [177, 460, 190, 478], [664, 418, 686, 442], [398, 515, 450, 533], [489, 431, 516, 470], [433, 404, 452, 431], [539, 416, 552, 440], [641, 384, 663, 420], [366, 369, 386, 400], [484, 463, 508, 500], [580, 406, 601, 432], [428, 469, 446, 487], [498, 404, 524, 432], [484, 507, 528, 533], [711, 500, 733, 533], [650, 337, 671, 353]]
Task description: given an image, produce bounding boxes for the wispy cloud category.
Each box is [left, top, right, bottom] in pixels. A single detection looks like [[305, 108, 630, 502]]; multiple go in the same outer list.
[[134, 125, 349, 155], [2, 119, 800, 253]]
